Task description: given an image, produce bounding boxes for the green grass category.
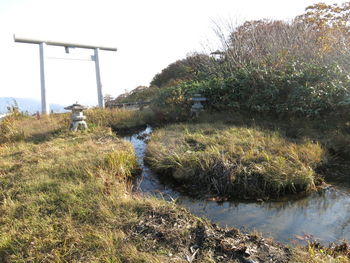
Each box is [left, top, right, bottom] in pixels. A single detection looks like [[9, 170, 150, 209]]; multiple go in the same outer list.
[[146, 122, 325, 199]]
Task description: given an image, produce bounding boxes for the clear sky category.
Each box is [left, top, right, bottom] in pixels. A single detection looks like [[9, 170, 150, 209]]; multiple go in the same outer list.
[[0, 0, 347, 106]]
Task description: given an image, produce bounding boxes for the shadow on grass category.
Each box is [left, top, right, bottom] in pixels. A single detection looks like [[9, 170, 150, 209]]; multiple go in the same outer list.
[[24, 128, 66, 144]]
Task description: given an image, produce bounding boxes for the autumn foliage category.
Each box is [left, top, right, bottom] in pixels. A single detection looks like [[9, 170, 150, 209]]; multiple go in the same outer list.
[[145, 2, 350, 118]]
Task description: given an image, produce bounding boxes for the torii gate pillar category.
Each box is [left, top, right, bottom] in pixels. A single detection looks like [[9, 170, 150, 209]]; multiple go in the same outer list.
[[39, 42, 50, 114], [94, 48, 104, 108]]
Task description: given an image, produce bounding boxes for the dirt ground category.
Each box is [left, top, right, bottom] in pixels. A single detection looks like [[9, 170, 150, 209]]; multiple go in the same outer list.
[[123, 204, 291, 263]]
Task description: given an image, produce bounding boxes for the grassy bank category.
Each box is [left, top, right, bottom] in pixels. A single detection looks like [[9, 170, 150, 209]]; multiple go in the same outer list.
[[194, 112, 350, 186], [0, 115, 143, 261], [86, 108, 154, 133], [146, 122, 325, 199], [0, 112, 348, 262]]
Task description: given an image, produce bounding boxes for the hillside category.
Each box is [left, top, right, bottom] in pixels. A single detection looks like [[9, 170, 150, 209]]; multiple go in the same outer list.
[[0, 97, 65, 114]]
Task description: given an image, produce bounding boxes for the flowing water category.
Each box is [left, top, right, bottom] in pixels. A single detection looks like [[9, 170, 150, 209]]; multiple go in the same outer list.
[[124, 126, 350, 244]]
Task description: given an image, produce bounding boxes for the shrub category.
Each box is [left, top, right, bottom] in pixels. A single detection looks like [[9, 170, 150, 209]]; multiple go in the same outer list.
[[152, 61, 350, 118], [148, 4, 350, 119]]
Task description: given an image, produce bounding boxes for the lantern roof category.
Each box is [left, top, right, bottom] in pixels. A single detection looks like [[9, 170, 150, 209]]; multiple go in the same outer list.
[[64, 102, 87, 111], [191, 94, 207, 102]]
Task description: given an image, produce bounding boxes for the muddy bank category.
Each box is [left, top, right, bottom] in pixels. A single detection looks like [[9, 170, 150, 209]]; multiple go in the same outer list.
[[112, 124, 148, 136], [122, 202, 291, 263]]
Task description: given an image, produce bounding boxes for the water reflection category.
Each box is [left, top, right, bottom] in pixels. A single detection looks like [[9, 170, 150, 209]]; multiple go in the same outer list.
[[124, 127, 350, 244], [177, 187, 350, 243]]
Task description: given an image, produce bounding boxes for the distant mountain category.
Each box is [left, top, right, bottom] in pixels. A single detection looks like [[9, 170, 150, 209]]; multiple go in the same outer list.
[[0, 97, 65, 114]]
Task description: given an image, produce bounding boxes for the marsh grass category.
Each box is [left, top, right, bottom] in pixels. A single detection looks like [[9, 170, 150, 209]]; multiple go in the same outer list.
[[0, 116, 146, 261], [0, 113, 69, 144], [146, 122, 325, 199], [175, 111, 350, 186], [0, 113, 265, 263], [0, 114, 179, 262], [0, 111, 347, 262], [0, 112, 27, 143], [86, 107, 154, 131], [0, 108, 153, 143]]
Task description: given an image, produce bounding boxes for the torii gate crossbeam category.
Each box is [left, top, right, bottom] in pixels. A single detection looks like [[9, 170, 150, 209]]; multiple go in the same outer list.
[[14, 35, 117, 114]]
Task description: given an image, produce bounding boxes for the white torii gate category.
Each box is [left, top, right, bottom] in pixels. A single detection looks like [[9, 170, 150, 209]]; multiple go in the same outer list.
[[14, 35, 117, 114]]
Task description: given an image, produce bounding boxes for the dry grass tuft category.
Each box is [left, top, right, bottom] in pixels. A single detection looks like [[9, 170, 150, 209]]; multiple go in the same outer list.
[[146, 123, 325, 199], [86, 107, 154, 131], [293, 242, 350, 263]]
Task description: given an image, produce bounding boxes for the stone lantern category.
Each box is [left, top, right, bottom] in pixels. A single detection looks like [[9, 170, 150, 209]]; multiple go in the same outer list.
[[64, 102, 88, 131], [190, 94, 207, 117]]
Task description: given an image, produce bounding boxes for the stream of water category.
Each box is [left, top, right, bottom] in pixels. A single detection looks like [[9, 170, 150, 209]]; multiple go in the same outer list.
[[124, 126, 350, 244]]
